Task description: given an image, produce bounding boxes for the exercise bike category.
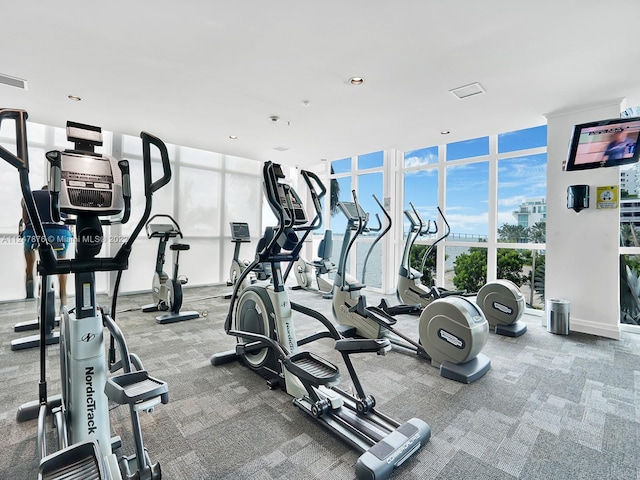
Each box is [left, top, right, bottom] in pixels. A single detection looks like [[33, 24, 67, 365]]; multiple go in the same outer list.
[[287, 228, 335, 298], [332, 191, 491, 384], [1, 110, 170, 479], [227, 221, 271, 290], [211, 162, 430, 480], [141, 214, 200, 324]]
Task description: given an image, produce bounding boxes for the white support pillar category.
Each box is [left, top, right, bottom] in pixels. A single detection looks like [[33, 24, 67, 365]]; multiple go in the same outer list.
[[545, 99, 623, 339]]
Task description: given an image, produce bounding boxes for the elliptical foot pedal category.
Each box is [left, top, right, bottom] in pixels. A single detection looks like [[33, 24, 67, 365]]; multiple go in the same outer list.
[[105, 370, 168, 408], [284, 351, 340, 387], [39, 440, 105, 480], [356, 418, 431, 480]]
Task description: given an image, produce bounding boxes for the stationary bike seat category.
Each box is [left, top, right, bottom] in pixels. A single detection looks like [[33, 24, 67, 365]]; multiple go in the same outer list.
[[170, 243, 190, 251]]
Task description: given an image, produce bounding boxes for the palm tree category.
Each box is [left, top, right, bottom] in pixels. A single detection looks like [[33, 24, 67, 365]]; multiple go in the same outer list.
[[497, 224, 528, 243], [329, 166, 340, 216], [528, 221, 546, 243]]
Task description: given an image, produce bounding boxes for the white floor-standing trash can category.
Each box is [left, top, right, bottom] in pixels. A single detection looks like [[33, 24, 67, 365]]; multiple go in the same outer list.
[[546, 299, 570, 335]]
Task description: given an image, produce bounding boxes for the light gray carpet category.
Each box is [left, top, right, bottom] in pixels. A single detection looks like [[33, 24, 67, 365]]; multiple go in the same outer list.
[[0, 284, 638, 479]]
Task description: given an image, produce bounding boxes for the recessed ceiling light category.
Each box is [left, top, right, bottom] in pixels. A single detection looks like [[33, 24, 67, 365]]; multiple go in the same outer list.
[[349, 77, 364, 85], [229, 135, 238, 139], [68, 95, 82, 101], [441, 130, 451, 135]]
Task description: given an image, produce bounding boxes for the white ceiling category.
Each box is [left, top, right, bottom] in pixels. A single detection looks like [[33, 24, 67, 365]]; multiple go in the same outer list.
[[2, 0, 640, 168]]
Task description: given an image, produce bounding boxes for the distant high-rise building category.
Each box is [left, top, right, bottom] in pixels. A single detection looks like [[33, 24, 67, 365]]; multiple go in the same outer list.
[[512, 198, 546, 227], [620, 164, 640, 227]]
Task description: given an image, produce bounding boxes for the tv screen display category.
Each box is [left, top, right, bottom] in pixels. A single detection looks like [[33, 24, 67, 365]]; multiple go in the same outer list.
[[564, 116, 640, 171]]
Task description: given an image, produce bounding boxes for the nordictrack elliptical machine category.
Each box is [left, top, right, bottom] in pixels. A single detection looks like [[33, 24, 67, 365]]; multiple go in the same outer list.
[[212, 162, 430, 480], [141, 214, 200, 324], [332, 191, 491, 383], [2, 110, 170, 479]]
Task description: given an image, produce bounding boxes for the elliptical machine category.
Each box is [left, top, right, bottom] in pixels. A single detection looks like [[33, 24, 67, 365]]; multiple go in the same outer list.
[[212, 162, 430, 480], [332, 191, 491, 384], [288, 228, 335, 298], [476, 279, 527, 336], [1, 110, 170, 479], [399, 203, 526, 336], [396, 203, 464, 309], [141, 214, 200, 324]]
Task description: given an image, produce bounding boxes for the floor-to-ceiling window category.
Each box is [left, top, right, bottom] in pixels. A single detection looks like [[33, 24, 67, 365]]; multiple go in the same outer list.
[[329, 152, 385, 290], [402, 125, 547, 307], [0, 120, 262, 302]]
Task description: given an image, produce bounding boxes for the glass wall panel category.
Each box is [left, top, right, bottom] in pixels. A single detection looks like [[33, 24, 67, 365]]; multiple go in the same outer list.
[[329, 176, 352, 273], [446, 245, 487, 292], [356, 172, 383, 287], [445, 162, 489, 240], [178, 237, 221, 286], [180, 146, 222, 169], [179, 167, 221, 236], [331, 158, 351, 174], [358, 151, 383, 170], [27, 122, 46, 143], [403, 169, 438, 229], [446, 136, 489, 161], [498, 125, 547, 154], [497, 153, 547, 240], [621, 253, 640, 325], [121, 158, 174, 235], [225, 154, 260, 174], [224, 172, 262, 237], [357, 241, 382, 288], [357, 172, 383, 223], [404, 146, 437, 168]]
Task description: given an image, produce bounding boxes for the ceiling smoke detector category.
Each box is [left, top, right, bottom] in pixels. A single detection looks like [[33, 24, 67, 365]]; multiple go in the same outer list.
[[450, 82, 485, 99], [0, 73, 28, 90]]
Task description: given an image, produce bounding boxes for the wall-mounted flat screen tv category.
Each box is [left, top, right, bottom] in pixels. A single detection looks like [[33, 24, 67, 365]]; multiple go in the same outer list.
[[564, 116, 640, 171]]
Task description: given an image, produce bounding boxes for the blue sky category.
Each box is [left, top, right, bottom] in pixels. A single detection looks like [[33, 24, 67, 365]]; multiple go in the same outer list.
[[403, 126, 547, 237], [331, 125, 547, 239]]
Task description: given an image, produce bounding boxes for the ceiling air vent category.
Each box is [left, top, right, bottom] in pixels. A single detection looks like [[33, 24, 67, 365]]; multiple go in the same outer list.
[[0, 73, 28, 90], [450, 82, 484, 99]]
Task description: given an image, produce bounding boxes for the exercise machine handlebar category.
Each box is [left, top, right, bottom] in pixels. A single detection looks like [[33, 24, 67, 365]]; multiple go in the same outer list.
[[0, 108, 172, 277]]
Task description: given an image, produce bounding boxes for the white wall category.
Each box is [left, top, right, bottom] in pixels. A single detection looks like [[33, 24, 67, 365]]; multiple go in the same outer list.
[[545, 99, 623, 339]]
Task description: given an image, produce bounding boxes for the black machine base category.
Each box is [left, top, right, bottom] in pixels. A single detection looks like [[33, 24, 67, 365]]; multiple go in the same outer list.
[[439, 352, 491, 384], [494, 320, 527, 337], [155, 310, 200, 324], [11, 332, 60, 351]]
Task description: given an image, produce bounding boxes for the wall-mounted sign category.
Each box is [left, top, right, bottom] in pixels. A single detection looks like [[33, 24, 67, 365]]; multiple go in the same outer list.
[[596, 185, 618, 209]]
